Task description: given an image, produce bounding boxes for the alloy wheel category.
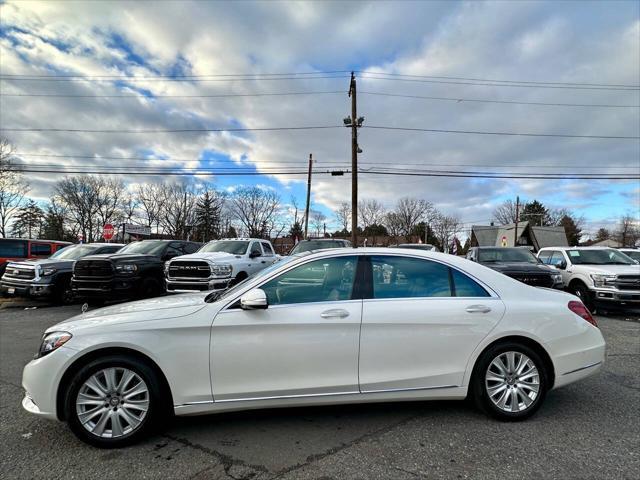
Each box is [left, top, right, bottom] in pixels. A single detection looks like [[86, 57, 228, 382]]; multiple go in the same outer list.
[[485, 351, 540, 413], [76, 367, 150, 439]]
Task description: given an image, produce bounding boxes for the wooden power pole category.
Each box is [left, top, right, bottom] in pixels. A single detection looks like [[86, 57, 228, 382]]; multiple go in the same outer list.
[[348, 72, 359, 248], [303, 153, 313, 239], [514, 196, 520, 246]]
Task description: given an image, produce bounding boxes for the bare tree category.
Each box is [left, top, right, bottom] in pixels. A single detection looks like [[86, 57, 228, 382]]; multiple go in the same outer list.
[[0, 138, 29, 237], [334, 202, 351, 232], [433, 214, 461, 253], [310, 210, 327, 237], [383, 211, 403, 239], [158, 182, 199, 239], [394, 198, 433, 237], [359, 199, 386, 230], [614, 214, 640, 247], [137, 183, 165, 234], [227, 186, 281, 238], [492, 199, 518, 225]]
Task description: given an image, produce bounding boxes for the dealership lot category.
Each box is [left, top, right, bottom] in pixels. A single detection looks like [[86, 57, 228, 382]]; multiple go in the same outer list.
[[1, 304, 638, 480]]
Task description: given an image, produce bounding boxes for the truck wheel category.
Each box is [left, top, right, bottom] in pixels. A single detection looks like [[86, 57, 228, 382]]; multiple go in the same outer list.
[[570, 282, 594, 312], [139, 278, 162, 299], [230, 271, 248, 287], [54, 276, 75, 305]]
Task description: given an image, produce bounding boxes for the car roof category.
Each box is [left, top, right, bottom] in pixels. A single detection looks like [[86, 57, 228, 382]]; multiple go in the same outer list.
[[0, 238, 72, 244], [539, 246, 614, 251]]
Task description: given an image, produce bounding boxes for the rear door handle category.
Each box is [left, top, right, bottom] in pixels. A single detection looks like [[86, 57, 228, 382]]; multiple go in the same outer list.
[[320, 309, 350, 319], [466, 305, 492, 314]]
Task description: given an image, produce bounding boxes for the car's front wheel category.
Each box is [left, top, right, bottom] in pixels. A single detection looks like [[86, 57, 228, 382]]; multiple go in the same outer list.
[[472, 343, 548, 421], [65, 355, 163, 447]]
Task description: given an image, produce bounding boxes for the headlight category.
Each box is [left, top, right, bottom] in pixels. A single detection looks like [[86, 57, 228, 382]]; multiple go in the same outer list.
[[41, 267, 57, 276], [115, 263, 138, 274], [211, 264, 232, 277], [551, 273, 562, 281], [164, 261, 170, 274], [590, 274, 616, 287], [36, 331, 72, 358]]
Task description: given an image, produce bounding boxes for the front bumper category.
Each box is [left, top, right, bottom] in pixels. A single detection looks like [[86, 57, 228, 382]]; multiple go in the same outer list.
[[590, 287, 640, 304], [22, 346, 77, 421], [72, 276, 142, 299], [0, 279, 54, 298], [166, 277, 231, 293]]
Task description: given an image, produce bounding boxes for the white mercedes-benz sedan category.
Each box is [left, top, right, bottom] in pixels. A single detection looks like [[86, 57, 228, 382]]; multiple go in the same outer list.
[[22, 248, 605, 447]]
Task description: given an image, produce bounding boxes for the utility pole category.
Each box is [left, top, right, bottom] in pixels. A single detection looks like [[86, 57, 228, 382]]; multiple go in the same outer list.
[[303, 153, 313, 239], [514, 196, 520, 247], [345, 72, 363, 247]]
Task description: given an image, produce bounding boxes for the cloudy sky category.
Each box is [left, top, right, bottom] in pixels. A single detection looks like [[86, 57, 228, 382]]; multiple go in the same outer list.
[[1, 0, 638, 236]]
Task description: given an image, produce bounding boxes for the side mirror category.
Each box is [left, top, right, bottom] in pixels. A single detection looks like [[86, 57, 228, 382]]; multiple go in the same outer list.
[[558, 260, 567, 270], [240, 288, 268, 310], [249, 251, 261, 259]]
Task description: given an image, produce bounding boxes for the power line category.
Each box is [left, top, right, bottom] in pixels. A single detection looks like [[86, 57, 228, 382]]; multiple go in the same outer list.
[[0, 74, 350, 83], [0, 90, 345, 99], [362, 125, 640, 139], [4, 125, 637, 139], [360, 91, 640, 109], [360, 169, 638, 180], [0, 70, 353, 79]]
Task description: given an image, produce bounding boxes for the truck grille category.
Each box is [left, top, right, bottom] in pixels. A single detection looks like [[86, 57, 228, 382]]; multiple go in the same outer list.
[[616, 275, 640, 291], [168, 261, 210, 279], [508, 273, 553, 288], [3, 266, 35, 280], [74, 260, 113, 279]]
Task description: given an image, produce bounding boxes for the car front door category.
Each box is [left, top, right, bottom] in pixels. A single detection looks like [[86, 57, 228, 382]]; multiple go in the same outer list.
[[211, 254, 362, 401], [358, 254, 505, 393]]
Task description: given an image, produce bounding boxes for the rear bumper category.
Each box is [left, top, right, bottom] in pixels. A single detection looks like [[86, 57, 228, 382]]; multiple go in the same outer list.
[[549, 326, 606, 389]]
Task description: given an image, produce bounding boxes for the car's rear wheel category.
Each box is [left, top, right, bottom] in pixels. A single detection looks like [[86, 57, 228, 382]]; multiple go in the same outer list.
[[65, 355, 163, 447], [472, 342, 548, 421]]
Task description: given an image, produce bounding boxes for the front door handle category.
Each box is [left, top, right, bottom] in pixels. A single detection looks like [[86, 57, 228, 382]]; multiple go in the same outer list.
[[320, 309, 350, 319], [466, 305, 492, 314]]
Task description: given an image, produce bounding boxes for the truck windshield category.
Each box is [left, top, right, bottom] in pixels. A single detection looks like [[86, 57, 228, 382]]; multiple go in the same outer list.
[[50, 245, 98, 260], [118, 241, 167, 256], [478, 248, 539, 264], [199, 241, 249, 255], [567, 249, 635, 265]]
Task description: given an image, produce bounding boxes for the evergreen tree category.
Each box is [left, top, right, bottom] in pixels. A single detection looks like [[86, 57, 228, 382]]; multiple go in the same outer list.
[[520, 200, 549, 226], [193, 190, 224, 242], [595, 228, 610, 242], [560, 215, 582, 246], [289, 221, 303, 241], [10, 200, 44, 238], [41, 201, 68, 241]]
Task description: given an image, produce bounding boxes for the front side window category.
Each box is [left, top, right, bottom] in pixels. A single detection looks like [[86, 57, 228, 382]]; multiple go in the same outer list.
[[250, 242, 262, 256], [537, 251, 551, 263], [371, 256, 451, 299], [548, 251, 566, 267], [30, 244, 52, 256], [261, 256, 357, 306], [261, 242, 274, 255]]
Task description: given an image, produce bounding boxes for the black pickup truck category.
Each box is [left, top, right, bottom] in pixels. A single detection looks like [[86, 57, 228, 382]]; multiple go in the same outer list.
[[72, 240, 200, 304], [466, 247, 563, 289]]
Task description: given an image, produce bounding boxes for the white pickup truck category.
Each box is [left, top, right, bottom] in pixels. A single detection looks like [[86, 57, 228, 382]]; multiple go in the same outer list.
[[165, 238, 279, 293], [537, 246, 640, 311]]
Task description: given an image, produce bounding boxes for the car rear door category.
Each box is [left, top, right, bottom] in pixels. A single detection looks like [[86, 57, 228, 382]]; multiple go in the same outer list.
[[211, 254, 362, 401], [358, 254, 505, 392]]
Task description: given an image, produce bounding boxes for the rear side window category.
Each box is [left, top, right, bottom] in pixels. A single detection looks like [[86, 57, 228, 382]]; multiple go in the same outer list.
[[0, 240, 28, 257], [371, 256, 451, 298], [30, 243, 52, 256], [451, 269, 490, 297]]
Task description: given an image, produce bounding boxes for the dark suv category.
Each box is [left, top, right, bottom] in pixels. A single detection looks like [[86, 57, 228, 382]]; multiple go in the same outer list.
[[72, 240, 200, 304], [1, 243, 123, 304], [466, 247, 563, 289]]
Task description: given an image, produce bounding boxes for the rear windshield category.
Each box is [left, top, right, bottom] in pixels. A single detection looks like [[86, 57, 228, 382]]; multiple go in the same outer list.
[[290, 240, 348, 254], [567, 249, 635, 265], [0, 240, 28, 258], [478, 248, 539, 264], [199, 241, 249, 255]]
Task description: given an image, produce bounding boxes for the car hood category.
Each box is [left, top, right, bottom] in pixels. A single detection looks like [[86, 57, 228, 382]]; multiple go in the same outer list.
[[47, 292, 210, 333], [7, 258, 74, 269], [482, 262, 554, 274], [574, 264, 640, 275], [171, 252, 240, 263]]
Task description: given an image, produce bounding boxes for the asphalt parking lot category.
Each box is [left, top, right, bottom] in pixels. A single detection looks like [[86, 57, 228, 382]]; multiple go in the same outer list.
[[1, 303, 638, 480]]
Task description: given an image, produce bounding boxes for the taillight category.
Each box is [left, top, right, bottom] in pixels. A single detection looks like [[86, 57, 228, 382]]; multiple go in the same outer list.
[[568, 300, 597, 327]]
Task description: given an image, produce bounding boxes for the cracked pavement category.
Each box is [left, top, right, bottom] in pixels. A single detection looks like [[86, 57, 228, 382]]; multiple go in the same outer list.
[[1, 305, 638, 479]]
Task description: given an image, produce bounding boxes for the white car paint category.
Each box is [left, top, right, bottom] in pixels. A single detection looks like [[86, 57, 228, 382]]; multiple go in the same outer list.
[[22, 248, 605, 424]]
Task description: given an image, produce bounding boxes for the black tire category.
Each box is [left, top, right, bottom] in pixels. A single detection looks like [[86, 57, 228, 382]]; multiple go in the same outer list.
[[53, 276, 75, 306], [471, 342, 548, 421], [138, 277, 162, 299], [87, 298, 105, 307], [570, 282, 594, 312], [64, 355, 164, 448], [229, 271, 248, 287]]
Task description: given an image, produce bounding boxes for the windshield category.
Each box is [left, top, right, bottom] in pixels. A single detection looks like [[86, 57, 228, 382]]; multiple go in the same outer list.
[[207, 256, 298, 303], [622, 250, 640, 262], [199, 240, 249, 255], [118, 241, 167, 256], [568, 249, 636, 265], [290, 240, 347, 254], [478, 248, 540, 264], [50, 245, 98, 260]]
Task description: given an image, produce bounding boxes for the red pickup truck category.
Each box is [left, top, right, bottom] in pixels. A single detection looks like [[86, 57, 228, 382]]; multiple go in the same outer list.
[[0, 238, 71, 277]]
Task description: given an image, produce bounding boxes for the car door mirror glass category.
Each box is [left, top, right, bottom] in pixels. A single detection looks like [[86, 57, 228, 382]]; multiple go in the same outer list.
[[240, 288, 268, 310], [558, 260, 567, 269]]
